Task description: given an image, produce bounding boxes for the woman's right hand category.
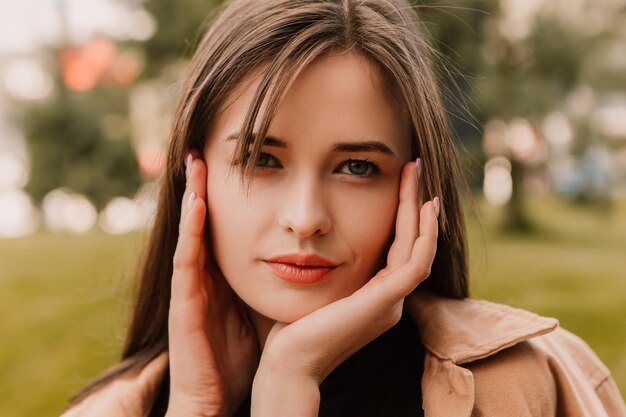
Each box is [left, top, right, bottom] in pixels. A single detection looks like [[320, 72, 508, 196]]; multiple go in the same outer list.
[[166, 153, 260, 417]]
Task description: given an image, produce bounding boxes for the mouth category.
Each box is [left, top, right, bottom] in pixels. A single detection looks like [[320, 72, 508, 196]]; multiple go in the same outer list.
[[263, 253, 340, 284]]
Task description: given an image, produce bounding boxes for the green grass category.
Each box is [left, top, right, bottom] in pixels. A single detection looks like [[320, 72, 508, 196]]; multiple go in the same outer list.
[[0, 197, 625, 416], [0, 232, 145, 417]]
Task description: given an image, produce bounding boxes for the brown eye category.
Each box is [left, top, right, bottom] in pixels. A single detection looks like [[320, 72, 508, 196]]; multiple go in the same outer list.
[[338, 159, 380, 177], [243, 151, 280, 169], [257, 153, 272, 167]]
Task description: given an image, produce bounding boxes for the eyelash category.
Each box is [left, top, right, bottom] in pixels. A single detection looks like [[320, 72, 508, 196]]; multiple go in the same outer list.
[[242, 152, 381, 179]]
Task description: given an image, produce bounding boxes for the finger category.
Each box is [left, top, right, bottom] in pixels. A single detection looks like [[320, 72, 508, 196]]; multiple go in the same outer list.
[[403, 198, 439, 294], [385, 158, 421, 271], [179, 151, 208, 229], [170, 197, 212, 394], [270, 271, 406, 381], [168, 197, 216, 405], [416, 159, 424, 227], [372, 199, 438, 300], [171, 194, 207, 310], [269, 291, 397, 382]]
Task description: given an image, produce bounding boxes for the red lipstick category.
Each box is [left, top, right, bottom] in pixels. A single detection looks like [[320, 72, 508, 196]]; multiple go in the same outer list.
[[264, 253, 339, 284]]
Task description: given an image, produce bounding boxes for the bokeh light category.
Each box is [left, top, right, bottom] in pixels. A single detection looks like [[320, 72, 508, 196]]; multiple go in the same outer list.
[[0, 189, 39, 238], [542, 112, 574, 152], [507, 119, 544, 163], [42, 189, 98, 234], [2, 59, 54, 101], [99, 197, 154, 236], [484, 157, 513, 206], [98, 182, 157, 234], [0, 151, 29, 189], [591, 99, 626, 139], [60, 37, 116, 91]]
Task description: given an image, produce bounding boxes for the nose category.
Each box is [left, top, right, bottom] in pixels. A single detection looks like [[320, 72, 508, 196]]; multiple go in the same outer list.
[[277, 175, 332, 239]]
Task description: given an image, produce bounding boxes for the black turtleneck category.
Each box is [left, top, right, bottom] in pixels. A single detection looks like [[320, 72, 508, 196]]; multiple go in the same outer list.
[[234, 310, 425, 416]]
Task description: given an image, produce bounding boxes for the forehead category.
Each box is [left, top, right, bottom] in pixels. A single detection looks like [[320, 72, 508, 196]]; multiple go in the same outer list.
[[206, 52, 412, 159]]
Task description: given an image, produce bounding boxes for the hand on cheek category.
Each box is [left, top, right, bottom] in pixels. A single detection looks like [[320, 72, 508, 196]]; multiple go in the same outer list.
[[166, 152, 260, 417], [252, 158, 440, 414]]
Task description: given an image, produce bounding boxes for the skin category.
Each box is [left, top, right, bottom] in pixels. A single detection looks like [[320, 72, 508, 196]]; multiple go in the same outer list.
[[166, 52, 441, 417]]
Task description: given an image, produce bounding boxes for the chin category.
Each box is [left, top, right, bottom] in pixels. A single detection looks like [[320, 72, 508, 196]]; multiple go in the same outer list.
[[254, 298, 332, 324]]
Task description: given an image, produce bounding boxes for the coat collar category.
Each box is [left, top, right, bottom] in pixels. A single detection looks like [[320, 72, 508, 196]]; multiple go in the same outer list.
[[405, 291, 559, 365], [64, 292, 560, 417]]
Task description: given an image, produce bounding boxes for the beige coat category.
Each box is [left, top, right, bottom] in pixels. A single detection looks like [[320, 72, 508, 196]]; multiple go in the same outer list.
[[62, 292, 626, 416]]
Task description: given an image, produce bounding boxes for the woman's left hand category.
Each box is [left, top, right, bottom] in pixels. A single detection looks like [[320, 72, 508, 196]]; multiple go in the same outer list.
[[251, 159, 439, 415]]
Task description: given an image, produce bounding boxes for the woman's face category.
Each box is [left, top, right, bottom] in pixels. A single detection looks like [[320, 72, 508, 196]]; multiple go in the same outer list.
[[204, 52, 412, 324]]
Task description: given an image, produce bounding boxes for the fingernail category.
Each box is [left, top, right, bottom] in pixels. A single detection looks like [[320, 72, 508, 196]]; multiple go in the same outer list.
[[185, 153, 193, 180], [187, 191, 196, 211], [415, 157, 422, 179], [433, 196, 440, 218]]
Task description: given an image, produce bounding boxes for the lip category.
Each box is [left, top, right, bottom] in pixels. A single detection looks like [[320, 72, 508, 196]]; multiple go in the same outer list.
[[264, 253, 339, 284], [266, 253, 338, 267]]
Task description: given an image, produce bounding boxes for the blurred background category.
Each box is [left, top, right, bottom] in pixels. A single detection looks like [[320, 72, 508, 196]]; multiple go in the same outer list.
[[0, 0, 625, 415]]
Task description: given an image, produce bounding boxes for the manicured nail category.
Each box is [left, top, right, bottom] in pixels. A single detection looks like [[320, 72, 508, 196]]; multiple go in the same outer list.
[[187, 192, 196, 211], [433, 196, 440, 218], [185, 153, 193, 180], [415, 157, 422, 179]]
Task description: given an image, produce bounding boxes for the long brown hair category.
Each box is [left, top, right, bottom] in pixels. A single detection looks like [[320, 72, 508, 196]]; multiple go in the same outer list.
[[67, 0, 471, 413]]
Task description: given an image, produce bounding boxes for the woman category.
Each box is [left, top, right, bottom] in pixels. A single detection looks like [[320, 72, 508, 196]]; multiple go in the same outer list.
[[62, 0, 626, 416]]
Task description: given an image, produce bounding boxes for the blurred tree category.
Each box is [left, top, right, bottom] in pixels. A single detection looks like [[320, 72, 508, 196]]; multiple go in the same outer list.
[[22, 85, 142, 210], [477, 0, 626, 229], [19, 0, 220, 211], [19, 41, 145, 210], [139, 0, 221, 78]]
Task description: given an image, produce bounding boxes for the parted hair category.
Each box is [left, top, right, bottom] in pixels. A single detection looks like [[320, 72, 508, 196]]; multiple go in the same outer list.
[[67, 0, 470, 414]]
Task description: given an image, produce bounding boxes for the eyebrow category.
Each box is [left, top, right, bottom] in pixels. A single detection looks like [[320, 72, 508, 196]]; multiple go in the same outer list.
[[226, 134, 287, 149], [225, 133, 397, 157]]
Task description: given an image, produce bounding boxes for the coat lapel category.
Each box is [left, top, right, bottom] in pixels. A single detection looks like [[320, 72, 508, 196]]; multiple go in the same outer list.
[[404, 291, 559, 417], [421, 354, 475, 417]]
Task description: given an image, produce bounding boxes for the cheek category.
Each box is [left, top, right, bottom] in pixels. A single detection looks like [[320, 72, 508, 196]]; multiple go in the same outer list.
[[333, 185, 399, 264], [205, 168, 253, 272], [205, 168, 277, 287], [206, 173, 275, 239]]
